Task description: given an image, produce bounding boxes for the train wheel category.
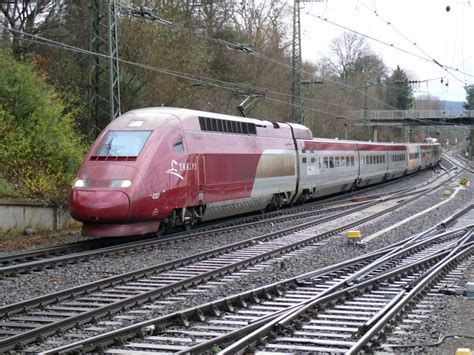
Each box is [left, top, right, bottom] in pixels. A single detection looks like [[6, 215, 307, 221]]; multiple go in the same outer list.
[[350, 179, 358, 192], [156, 223, 166, 237], [183, 208, 195, 231]]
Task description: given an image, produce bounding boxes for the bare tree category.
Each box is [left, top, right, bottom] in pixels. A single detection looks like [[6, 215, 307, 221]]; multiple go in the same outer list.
[[0, 0, 63, 59], [321, 32, 386, 83]]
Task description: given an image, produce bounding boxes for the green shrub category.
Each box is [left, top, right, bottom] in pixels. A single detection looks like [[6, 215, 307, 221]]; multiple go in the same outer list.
[[0, 50, 86, 204]]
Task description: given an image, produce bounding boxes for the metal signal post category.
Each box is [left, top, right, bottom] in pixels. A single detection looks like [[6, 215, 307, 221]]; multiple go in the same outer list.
[[89, 0, 121, 132], [292, 0, 327, 125], [292, 0, 303, 124]]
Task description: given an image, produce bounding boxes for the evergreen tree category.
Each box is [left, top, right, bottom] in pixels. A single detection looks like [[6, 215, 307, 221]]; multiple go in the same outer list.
[[463, 85, 474, 110], [384, 65, 414, 109]]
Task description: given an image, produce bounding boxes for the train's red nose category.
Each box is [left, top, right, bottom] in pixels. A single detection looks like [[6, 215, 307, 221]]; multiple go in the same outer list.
[[70, 190, 130, 223]]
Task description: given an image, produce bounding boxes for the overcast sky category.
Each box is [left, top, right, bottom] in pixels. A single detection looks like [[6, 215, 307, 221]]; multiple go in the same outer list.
[[299, 0, 473, 103]]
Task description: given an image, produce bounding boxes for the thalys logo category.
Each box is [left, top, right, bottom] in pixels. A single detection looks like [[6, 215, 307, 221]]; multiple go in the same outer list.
[[165, 160, 197, 180]]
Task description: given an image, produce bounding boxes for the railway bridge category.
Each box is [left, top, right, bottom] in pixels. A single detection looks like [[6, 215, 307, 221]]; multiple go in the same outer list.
[[350, 110, 473, 157], [350, 109, 474, 127]]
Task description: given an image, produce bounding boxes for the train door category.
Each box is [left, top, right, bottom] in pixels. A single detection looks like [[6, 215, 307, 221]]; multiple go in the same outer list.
[[197, 154, 206, 203]]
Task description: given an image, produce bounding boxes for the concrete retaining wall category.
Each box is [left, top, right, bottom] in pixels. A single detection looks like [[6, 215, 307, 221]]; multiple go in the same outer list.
[[0, 200, 72, 232]]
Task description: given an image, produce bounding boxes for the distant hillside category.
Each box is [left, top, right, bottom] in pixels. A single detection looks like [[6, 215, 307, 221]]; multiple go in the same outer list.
[[441, 101, 464, 115]]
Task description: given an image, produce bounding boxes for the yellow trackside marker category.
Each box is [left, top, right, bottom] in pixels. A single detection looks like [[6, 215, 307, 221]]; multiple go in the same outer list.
[[455, 349, 471, 355], [347, 230, 361, 238], [346, 230, 361, 244], [459, 178, 469, 186], [443, 189, 451, 196]]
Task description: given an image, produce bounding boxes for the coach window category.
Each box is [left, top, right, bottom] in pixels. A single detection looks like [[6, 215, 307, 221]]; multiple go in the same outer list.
[[323, 157, 329, 169], [216, 119, 223, 132], [173, 138, 184, 154], [302, 157, 307, 163], [351, 156, 355, 166], [329, 158, 334, 168]]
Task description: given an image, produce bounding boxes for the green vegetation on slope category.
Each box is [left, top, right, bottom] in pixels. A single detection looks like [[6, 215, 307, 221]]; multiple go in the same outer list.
[[0, 49, 86, 204]]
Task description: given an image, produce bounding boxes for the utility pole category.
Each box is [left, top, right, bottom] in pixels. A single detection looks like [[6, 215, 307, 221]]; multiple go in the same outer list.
[[364, 80, 372, 141], [470, 127, 474, 161], [89, 0, 121, 133], [292, 0, 327, 125], [291, 0, 303, 124]]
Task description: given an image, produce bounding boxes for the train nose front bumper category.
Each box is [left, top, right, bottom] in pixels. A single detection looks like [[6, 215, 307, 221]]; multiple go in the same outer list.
[[70, 190, 130, 223]]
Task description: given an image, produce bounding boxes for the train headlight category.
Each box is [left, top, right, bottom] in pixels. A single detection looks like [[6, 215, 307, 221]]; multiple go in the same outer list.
[[110, 179, 132, 188], [73, 179, 88, 188]]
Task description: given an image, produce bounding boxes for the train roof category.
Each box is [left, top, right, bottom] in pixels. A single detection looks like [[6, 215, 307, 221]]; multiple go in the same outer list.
[[110, 108, 439, 148], [110, 107, 314, 139]]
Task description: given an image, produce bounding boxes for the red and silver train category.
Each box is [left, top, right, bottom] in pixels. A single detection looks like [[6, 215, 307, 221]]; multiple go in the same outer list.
[[70, 107, 441, 237]]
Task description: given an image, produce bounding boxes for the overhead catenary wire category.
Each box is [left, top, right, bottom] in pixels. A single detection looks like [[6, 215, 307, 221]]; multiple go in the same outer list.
[[119, 4, 401, 111], [0, 25, 364, 123], [305, 10, 474, 83], [1, 26, 441, 128], [357, 0, 471, 85]]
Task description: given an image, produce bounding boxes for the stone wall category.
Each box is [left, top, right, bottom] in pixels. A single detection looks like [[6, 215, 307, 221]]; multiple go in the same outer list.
[[0, 200, 71, 232]]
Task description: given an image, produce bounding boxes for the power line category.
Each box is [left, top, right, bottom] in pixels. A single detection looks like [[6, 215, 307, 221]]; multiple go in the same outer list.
[[306, 11, 474, 83], [119, 4, 400, 111], [3, 26, 442, 130], [0, 25, 362, 122], [357, 0, 472, 84]]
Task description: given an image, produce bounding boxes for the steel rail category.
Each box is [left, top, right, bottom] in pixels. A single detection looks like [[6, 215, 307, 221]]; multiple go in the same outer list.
[[0, 201, 362, 276], [0, 184, 440, 353], [0, 162, 447, 273], [38, 240, 419, 354], [39, 212, 472, 354], [218, 235, 472, 354], [348, 240, 473, 354], [0, 199, 384, 352], [0, 163, 460, 352]]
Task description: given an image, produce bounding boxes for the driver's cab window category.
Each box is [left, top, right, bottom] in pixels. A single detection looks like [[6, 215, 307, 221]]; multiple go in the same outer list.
[[173, 138, 184, 154]]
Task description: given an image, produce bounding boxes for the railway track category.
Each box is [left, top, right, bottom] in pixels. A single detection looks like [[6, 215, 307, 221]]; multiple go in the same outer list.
[[0, 201, 366, 276], [0, 166, 449, 276], [0, 159, 466, 351], [36, 208, 473, 354], [0, 182, 463, 352]]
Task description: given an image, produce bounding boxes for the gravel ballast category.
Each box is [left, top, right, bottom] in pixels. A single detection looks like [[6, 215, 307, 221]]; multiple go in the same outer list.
[[1, 167, 472, 352]]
